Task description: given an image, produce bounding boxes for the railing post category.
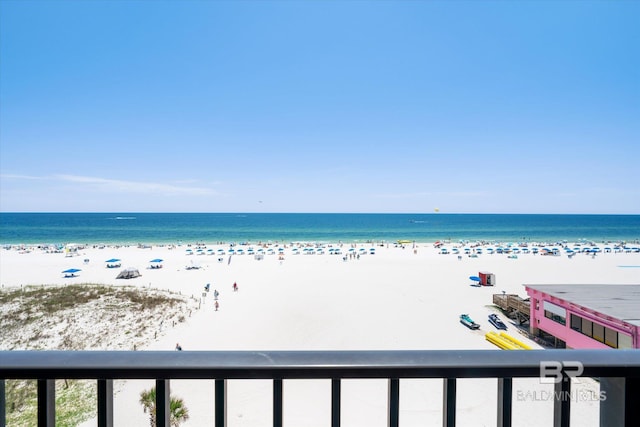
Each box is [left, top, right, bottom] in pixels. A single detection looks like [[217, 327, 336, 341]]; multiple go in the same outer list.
[[331, 379, 341, 427], [37, 379, 55, 427], [553, 377, 570, 427], [1, 379, 5, 427], [273, 379, 283, 427], [97, 379, 113, 427], [443, 378, 456, 427], [388, 378, 399, 427], [215, 379, 227, 427], [497, 377, 512, 427], [0, 379, 7, 427], [600, 377, 640, 427], [155, 379, 170, 427]]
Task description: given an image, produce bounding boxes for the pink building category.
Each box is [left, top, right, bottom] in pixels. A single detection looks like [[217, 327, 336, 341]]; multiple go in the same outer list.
[[525, 284, 640, 349]]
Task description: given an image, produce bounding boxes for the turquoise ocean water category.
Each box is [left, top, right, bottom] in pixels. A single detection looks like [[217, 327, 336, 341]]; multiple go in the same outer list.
[[1, 213, 639, 245]]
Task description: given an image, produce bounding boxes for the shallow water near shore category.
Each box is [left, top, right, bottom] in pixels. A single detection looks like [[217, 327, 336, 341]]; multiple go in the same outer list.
[[2, 212, 639, 244]]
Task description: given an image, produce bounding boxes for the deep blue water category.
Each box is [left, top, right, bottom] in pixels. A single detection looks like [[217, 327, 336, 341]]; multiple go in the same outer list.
[[0, 213, 639, 244]]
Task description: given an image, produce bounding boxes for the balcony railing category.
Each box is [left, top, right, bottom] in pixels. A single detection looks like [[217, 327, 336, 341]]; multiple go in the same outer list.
[[1, 349, 639, 427]]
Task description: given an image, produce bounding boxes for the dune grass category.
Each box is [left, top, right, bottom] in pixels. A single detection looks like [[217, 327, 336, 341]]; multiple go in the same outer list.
[[1, 284, 197, 426]]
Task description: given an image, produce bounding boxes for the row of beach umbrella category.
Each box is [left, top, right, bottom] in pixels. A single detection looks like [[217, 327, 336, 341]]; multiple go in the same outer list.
[[184, 247, 377, 255], [440, 245, 640, 255]]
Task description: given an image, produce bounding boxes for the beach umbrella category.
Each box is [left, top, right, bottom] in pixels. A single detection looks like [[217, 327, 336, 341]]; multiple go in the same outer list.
[[105, 258, 120, 263], [62, 268, 81, 277], [469, 276, 481, 282], [150, 259, 163, 263]]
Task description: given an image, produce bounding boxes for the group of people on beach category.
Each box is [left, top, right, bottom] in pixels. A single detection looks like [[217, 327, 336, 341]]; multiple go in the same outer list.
[[176, 281, 239, 351], [203, 281, 238, 312]]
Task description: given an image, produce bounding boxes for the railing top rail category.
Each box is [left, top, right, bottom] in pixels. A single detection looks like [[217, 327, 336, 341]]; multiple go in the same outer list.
[[1, 350, 639, 380]]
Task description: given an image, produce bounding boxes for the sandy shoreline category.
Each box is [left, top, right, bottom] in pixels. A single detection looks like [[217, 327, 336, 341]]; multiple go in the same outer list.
[[2, 242, 639, 426]]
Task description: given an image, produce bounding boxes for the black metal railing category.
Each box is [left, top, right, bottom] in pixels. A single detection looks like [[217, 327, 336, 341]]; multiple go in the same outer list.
[[1, 349, 639, 427]]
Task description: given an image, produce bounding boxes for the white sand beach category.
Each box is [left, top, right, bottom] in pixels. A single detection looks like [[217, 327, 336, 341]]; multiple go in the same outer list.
[[1, 242, 639, 426]]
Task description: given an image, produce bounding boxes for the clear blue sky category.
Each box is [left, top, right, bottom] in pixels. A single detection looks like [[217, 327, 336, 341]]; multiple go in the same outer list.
[[1, 0, 638, 213]]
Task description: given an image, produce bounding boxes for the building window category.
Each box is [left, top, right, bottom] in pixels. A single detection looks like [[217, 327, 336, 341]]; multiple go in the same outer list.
[[582, 318, 593, 336], [568, 312, 624, 348], [570, 314, 581, 330], [619, 333, 633, 349], [592, 323, 605, 343], [543, 301, 566, 325], [605, 327, 618, 348]]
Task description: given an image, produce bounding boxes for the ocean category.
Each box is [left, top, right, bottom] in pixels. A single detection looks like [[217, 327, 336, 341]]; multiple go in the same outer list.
[[1, 213, 639, 245]]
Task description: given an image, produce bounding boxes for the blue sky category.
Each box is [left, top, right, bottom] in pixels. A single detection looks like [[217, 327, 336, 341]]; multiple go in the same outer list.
[[1, 0, 638, 213]]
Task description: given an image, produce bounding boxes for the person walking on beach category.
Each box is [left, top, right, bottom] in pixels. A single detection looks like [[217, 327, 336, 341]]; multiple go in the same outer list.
[[233, 282, 238, 292], [175, 343, 182, 351], [213, 289, 219, 300], [214, 301, 219, 311]]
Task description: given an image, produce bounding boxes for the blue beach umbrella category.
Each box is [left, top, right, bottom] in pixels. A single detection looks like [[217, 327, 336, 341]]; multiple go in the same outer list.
[[469, 276, 481, 282], [150, 259, 163, 263], [105, 258, 120, 263], [62, 268, 81, 277]]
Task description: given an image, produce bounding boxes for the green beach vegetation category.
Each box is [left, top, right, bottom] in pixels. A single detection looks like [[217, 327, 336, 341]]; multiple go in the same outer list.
[[139, 386, 190, 427]]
